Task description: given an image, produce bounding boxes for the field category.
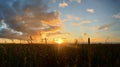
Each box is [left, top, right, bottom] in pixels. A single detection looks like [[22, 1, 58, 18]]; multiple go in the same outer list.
[[0, 43, 120, 67]]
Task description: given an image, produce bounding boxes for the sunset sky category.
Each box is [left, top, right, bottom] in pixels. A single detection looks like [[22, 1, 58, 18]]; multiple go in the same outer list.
[[0, 0, 120, 43]]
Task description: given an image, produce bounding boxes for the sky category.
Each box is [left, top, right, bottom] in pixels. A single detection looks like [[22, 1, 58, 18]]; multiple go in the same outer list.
[[0, 0, 120, 43]]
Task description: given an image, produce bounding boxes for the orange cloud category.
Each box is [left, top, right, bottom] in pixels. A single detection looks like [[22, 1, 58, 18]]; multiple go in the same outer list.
[[0, 0, 62, 40]]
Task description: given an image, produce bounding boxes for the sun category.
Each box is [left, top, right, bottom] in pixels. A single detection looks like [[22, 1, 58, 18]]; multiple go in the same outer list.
[[55, 39, 64, 44]]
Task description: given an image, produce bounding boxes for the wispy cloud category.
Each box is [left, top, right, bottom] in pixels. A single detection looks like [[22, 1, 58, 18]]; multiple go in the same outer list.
[[46, 31, 71, 37], [71, 20, 96, 27], [71, 20, 96, 26], [71, 22, 80, 26], [86, 8, 95, 13], [113, 12, 120, 19], [98, 25, 109, 30], [51, 0, 56, 3], [62, 15, 80, 22], [80, 20, 96, 24], [69, 0, 81, 3], [93, 23, 114, 31], [59, 2, 68, 8]]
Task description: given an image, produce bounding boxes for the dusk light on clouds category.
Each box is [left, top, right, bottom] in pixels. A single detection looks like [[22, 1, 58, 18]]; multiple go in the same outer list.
[[0, 0, 120, 43]]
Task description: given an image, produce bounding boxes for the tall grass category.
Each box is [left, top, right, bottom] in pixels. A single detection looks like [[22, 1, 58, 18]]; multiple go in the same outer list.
[[0, 43, 120, 67]]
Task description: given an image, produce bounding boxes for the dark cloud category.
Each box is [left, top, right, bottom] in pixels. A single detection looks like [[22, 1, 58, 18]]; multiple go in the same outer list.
[[0, 0, 60, 40], [97, 24, 113, 30], [93, 23, 118, 31]]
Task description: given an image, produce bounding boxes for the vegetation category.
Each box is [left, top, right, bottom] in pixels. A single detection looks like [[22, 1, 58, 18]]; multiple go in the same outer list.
[[0, 43, 120, 67]]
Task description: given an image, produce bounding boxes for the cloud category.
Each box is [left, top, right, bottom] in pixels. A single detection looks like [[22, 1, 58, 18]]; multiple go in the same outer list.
[[0, 0, 61, 40], [76, 0, 81, 3], [71, 20, 96, 26], [71, 22, 80, 26], [41, 25, 61, 32], [86, 8, 95, 13], [80, 20, 96, 24], [59, 0, 81, 8], [97, 24, 111, 30], [67, 15, 80, 21], [46, 31, 70, 37], [59, 2, 68, 8], [62, 15, 80, 22], [0, 20, 25, 39], [51, 0, 56, 3], [69, 0, 81, 3], [113, 13, 120, 19], [93, 23, 114, 31]]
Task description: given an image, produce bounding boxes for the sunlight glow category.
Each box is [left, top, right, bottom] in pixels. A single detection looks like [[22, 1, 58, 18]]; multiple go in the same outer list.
[[55, 39, 64, 44]]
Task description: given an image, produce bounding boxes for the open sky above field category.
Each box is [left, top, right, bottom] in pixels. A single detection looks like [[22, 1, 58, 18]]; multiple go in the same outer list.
[[0, 0, 120, 43]]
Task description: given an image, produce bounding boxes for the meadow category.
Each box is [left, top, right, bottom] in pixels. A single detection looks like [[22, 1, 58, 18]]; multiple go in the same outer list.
[[0, 43, 120, 67]]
